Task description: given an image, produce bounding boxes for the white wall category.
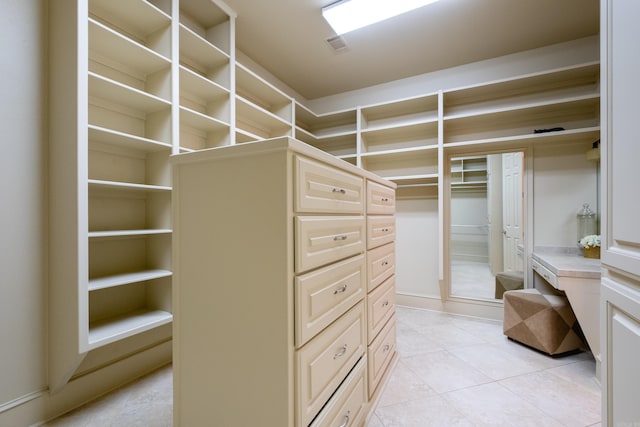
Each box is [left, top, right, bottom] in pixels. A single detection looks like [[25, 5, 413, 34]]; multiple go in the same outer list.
[[533, 141, 599, 248], [395, 198, 440, 298], [0, 0, 48, 409]]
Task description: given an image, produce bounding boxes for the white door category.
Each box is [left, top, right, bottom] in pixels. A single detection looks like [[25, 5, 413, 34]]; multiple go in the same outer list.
[[502, 152, 523, 272]]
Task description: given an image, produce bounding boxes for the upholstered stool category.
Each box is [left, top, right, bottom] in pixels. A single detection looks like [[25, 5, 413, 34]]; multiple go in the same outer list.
[[503, 289, 584, 355], [495, 271, 524, 299]]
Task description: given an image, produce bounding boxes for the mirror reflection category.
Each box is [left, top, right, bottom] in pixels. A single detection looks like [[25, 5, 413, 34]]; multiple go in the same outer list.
[[449, 152, 525, 300]]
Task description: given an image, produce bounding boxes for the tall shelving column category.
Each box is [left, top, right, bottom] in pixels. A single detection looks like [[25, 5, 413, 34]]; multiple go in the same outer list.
[[235, 62, 293, 142], [359, 93, 439, 199], [50, 0, 175, 391], [178, 0, 234, 152]]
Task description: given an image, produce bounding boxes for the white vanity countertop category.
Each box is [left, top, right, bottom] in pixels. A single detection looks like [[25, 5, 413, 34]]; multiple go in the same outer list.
[[532, 247, 601, 279]]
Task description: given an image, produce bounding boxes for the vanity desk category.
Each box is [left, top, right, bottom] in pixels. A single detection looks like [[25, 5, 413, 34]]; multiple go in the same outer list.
[[531, 248, 601, 369]]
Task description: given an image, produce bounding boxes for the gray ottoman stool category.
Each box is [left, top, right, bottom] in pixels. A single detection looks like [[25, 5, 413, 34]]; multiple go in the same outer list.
[[503, 289, 584, 355]]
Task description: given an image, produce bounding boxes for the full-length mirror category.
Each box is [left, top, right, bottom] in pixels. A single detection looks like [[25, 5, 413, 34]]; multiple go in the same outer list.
[[449, 151, 525, 300]]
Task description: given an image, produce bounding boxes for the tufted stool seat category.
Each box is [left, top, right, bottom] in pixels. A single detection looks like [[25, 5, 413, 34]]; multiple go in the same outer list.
[[503, 288, 584, 355]]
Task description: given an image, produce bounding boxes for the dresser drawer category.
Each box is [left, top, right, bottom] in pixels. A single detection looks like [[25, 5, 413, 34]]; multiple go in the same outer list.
[[295, 254, 366, 347], [367, 242, 395, 292], [368, 314, 396, 398], [309, 356, 368, 427], [295, 155, 364, 214], [367, 216, 396, 249], [297, 303, 366, 427], [367, 275, 396, 344], [531, 258, 559, 289], [367, 180, 395, 215], [295, 216, 366, 273]]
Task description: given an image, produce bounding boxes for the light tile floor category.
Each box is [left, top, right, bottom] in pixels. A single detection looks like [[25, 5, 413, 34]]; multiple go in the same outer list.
[[44, 306, 601, 426], [450, 260, 497, 300]]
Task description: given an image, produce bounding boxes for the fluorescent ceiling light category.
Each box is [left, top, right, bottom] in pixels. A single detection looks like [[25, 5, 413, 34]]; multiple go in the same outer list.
[[322, 0, 440, 35]]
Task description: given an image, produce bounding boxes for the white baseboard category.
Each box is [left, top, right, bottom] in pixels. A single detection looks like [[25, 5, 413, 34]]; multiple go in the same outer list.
[[396, 292, 504, 321]]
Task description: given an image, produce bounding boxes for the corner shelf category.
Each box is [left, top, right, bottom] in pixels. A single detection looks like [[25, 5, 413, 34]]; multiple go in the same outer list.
[[295, 103, 357, 156], [235, 96, 292, 140]]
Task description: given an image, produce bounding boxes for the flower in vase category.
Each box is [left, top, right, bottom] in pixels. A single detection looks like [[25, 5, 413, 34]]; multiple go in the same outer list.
[[579, 234, 601, 248]]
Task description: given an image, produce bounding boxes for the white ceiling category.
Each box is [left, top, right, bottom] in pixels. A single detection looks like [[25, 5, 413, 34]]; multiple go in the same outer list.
[[223, 0, 599, 100]]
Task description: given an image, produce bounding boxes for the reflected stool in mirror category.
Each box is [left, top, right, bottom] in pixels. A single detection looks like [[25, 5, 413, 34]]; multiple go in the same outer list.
[[495, 271, 524, 299], [503, 289, 584, 356]]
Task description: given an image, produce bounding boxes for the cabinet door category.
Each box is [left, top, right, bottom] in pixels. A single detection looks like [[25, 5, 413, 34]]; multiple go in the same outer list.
[[601, 2, 640, 425], [602, 0, 640, 277], [601, 277, 640, 426]]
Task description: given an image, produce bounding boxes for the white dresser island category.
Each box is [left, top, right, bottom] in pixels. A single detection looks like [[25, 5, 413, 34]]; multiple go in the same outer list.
[[171, 137, 397, 426]]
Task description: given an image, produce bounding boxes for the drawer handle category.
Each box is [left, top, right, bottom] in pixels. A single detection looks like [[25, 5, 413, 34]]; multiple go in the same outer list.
[[332, 188, 346, 194], [381, 260, 389, 266], [382, 228, 390, 232], [334, 344, 347, 359], [333, 235, 348, 241], [338, 410, 351, 427], [381, 197, 389, 202], [382, 300, 390, 307], [383, 344, 390, 353], [333, 283, 348, 295]]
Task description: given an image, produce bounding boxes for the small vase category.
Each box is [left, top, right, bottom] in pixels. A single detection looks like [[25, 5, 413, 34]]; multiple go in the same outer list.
[[583, 246, 600, 259]]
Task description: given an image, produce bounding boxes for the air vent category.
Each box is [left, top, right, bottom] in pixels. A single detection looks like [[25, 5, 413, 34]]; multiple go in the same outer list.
[[326, 35, 348, 52]]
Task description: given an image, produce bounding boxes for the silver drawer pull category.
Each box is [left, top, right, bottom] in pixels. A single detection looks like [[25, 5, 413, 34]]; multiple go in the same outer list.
[[334, 344, 347, 359], [383, 344, 390, 352], [332, 188, 346, 194], [382, 300, 390, 307], [333, 284, 348, 295], [338, 410, 351, 427], [333, 235, 348, 241]]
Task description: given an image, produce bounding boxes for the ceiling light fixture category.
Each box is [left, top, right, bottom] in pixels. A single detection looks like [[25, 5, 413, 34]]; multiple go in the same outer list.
[[322, 0, 440, 35]]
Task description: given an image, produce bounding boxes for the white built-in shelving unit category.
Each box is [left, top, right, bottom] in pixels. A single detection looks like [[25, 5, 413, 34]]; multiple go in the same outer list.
[[87, 0, 175, 349], [49, 0, 235, 391], [442, 62, 600, 152], [178, 0, 233, 151], [450, 156, 487, 188], [360, 93, 440, 195], [289, 62, 599, 198]]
